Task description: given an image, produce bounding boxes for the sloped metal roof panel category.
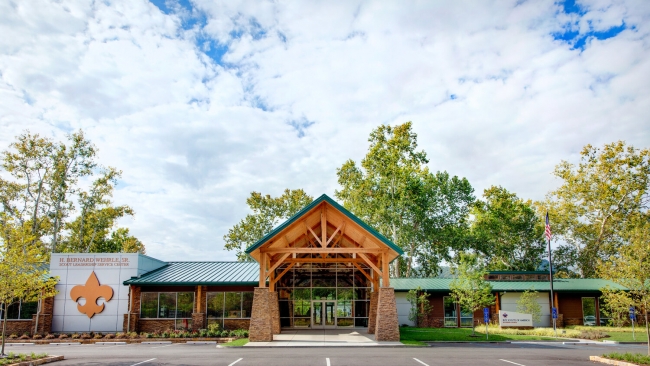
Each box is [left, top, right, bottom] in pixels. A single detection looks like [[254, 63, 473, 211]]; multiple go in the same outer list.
[[123, 261, 259, 286]]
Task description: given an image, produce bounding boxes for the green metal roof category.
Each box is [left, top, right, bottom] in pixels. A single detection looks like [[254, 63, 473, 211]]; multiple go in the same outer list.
[[391, 278, 627, 293], [123, 262, 259, 286], [244, 194, 404, 256]]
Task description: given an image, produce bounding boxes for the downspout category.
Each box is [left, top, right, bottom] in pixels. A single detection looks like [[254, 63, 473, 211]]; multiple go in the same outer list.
[[127, 286, 132, 333]]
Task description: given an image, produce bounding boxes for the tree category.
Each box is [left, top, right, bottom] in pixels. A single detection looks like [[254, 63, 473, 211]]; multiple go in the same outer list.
[[449, 253, 495, 336], [516, 290, 542, 324], [0, 131, 142, 255], [471, 186, 546, 271], [407, 287, 433, 327], [543, 141, 650, 278], [224, 189, 313, 261], [336, 122, 474, 277], [599, 286, 633, 327], [598, 213, 650, 355], [0, 214, 57, 356]]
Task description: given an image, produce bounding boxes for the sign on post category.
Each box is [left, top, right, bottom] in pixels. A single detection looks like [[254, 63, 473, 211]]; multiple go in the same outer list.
[[552, 307, 558, 319], [484, 308, 490, 340], [630, 306, 636, 341]]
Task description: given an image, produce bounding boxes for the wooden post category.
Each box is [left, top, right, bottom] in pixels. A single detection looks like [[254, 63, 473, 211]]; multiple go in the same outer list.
[[381, 252, 390, 287], [495, 292, 500, 313], [554, 292, 559, 312], [259, 252, 267, 287], [321, 207, 327, 247], [197, 286, 202, 313], [269, 269, 276, 292]]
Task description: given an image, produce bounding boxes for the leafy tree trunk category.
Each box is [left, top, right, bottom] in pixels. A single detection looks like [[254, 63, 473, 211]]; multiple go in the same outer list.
[[645, 298, 649, 356]]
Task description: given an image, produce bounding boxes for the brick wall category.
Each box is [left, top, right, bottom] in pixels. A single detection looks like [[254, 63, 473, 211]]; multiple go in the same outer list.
[[138, 319, 176, 333], [368, 292, 378, 334], [0, 320, 33, 336], [224, 319, 250, 330]]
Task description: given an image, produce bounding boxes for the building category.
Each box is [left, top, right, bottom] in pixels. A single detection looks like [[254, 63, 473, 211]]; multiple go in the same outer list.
[[0, 195, 637, 339]]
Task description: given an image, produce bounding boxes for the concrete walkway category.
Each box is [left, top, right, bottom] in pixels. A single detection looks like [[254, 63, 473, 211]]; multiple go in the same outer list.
[[244, 329, 404, 347]]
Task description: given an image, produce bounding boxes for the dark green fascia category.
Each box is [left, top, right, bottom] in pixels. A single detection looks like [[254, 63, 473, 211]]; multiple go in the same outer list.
[[122, 280, 262, 286], [244, 194, 404, 256], [488, 271, 551, 275]]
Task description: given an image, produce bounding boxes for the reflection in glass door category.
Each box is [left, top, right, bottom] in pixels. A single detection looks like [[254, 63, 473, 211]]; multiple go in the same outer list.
[[312, 300, 336, 328]]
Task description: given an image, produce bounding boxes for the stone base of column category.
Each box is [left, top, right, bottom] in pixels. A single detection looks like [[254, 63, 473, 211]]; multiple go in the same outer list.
[[123, 313, 139, 333], [192, 312, 206, 331], [368, 292, 378, 334], [375, 287, 399, 342], [270, 291, 280, 334], [249, 287, 273, 342]]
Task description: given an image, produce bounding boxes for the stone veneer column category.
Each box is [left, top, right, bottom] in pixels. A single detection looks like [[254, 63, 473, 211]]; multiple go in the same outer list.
[[368, 291, 378, 334], [270, 291, 280, 334], [375, 287, 399, 342], [32, 296, 54, 335], [123, 286, 141, 332], [192, 313, 206, 330], [249, 287, 273, 342]]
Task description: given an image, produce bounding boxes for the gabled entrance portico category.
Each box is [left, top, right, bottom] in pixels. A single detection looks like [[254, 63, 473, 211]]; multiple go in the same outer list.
[[245, 194, 403, 342]]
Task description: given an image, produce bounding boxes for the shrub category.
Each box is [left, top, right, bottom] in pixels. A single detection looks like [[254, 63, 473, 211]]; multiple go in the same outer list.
[[80, 333, 91, 340], [71, 333, 80, 339], [8, 333, 18, 339], [579, 330, 609, 340], [104, 333, 115, 339], [44, 334, 56, 339], [33, 334, 43, 340], [128, 332, 139, 339], [208, 323, 220, 333], [230, 329, 249, 338], [603, 352, 650, 365], [220, 330, 230, 338], [19, 334, 30, 340], [115, 332, 127, 339], [58, 334, 69, 339]]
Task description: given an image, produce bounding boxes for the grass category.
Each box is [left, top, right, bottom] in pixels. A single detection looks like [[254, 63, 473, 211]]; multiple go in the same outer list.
[[602, 352, 650, 365], [220, 338, 249, 347], [399, 327, 556, 342], [0, 352, 49, 365], [598, 331, 648, 342]]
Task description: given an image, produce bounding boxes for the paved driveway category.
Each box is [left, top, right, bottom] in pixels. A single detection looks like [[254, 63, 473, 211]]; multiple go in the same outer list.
[[4, 341, 647, 365]]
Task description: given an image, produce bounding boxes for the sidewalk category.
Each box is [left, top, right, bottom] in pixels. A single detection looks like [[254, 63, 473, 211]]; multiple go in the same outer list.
[[244, 329, 404, 347]]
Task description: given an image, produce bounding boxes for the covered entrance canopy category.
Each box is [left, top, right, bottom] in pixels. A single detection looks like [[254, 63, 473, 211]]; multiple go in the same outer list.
[[245, 194, 403, 342]]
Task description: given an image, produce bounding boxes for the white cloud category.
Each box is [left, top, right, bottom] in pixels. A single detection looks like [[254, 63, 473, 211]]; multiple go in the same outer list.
[[1, 0, 649, 260]]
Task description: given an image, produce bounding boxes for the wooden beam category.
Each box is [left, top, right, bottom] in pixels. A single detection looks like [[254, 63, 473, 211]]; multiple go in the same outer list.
[[326, 222, 344, 247], [269, 269, 276, 291], [261, 247, 386, 254], [267, 252, 291, 276], [259, 252, 267, 287], [197, 286, 202, 312], [358, 252, 382, 278], [381, 252, 390, 287], [321, 207, 327, 247], [306, 222, 322, 246], [353, 262, 373, 283], [285, 258, 365, 264], [270, 263, 296, 288]]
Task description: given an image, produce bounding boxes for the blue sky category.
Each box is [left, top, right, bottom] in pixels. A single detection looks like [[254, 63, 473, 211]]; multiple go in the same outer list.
[[0, 0, 648, 261]]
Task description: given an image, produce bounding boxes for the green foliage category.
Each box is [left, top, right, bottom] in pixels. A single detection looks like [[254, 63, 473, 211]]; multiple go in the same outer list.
[[449, 253, 494, 335], [399, 327, 555, 342], [471, 186, 546, 271], [543, 141, 650, 278], [598, 212, 650, 355], [335, 122, 474, 277], [0, 130, 143, 255], [224, 189, 313, 261], [516, 290, 542, 323], [406, 287, 433, 327], [599, 287, 634, 327], [603, 352, 650, 365]]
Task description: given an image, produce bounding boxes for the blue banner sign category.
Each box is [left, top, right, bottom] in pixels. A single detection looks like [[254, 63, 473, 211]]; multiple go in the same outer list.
[[552, 307, 558, 319], [630, 307, 635, 320], [484, 308, 489, 323]]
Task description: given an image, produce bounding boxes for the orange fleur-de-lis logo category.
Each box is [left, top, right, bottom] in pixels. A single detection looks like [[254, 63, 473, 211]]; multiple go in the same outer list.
[[70, 271, 114, 318]]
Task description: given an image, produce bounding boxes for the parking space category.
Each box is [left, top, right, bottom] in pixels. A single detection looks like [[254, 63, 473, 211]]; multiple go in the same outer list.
[[3, 341, 647, 365]]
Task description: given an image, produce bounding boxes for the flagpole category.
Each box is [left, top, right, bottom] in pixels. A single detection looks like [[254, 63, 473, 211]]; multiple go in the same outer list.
[[546, 212, 557, 337]]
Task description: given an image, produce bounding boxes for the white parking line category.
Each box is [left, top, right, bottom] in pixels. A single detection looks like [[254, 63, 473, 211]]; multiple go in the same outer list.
[[228, 358, 243, 366], [413, 358, 429, 366], [326, 357, 331, 366], [130, 358, 156, 366], [500, 360, 526, 366]]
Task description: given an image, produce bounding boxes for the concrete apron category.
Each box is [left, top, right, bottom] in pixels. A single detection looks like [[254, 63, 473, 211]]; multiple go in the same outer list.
[[244, 329, 403, 347]]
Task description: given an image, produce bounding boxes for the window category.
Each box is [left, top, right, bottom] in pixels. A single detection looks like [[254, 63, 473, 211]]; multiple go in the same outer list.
[[206, 292, 254, 328], [582, 297, 596, 326], [140, 292, 194, 329], [0, 301, 38, 320], [443, 296, 457, 327]]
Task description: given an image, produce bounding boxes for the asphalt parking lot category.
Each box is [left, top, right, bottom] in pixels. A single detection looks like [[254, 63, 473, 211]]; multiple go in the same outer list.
[[4, 341, 647, 366]]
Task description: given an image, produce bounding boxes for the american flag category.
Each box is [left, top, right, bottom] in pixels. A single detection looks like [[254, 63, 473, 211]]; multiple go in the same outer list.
[[545, 212, 552, 241]]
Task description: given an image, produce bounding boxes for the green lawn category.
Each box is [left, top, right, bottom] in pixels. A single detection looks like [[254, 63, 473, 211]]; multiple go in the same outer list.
[[220, 338, 249, 347], [400, 327, 556, 343], [600, 331, 648, 342]]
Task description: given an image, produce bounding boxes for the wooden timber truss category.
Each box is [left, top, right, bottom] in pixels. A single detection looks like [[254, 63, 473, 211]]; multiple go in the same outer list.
[[246, 197, 402, 291]]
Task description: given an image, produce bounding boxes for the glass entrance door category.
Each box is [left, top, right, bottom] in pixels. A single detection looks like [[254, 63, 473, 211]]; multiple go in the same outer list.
[[312, 300, 336, 328]]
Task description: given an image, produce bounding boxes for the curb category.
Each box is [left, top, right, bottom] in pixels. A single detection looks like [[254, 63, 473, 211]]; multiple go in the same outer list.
[[5, 355, 64, 366], [6, 343, 35, 346], [186, 341, 217, 345], [141, 341, 172, 345], [94, 342, 127, 345], [602, 340, 649, 345], [589, 356, 641, 366], [48, 343, 81, 346]]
